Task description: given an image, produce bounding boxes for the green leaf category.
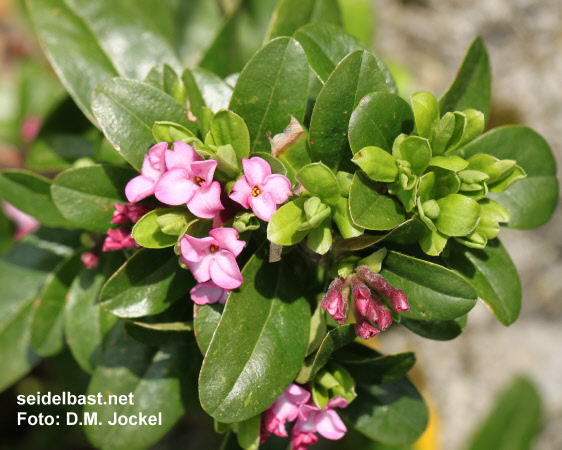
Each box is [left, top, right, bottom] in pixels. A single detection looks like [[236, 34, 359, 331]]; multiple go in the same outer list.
[[229, 37, 309, 154], [269, 116, 311, 184], [401, 317, 464, 341], [100, 249, 195, 318], [429, 155, 469, 172], [435, 194, 481, 237], [349, 172, 407, 231], [152, 121, 196, 145], [145, 64, 186, 105], [194, 302, 224, 355], [338, 0, 374, 45], [353, 146, 399, 182], [307, 217, 333, 254], [236, 414, 261, 450], [26, 135, 96, 172], [380, 251, 478, 320], [296, 324, 357, 383], [30, 252, 82, 356], [92, 77, 195, 170], [411, 91, 440, 140], [466, 376, 542, 450], [344, 352, 416, 385], [183, 68, 233, 119], [309, 51, 388, 171], [266, 0, 341, 41], [331, 196, 364, 239], [432, 111, 467, 156], [51, 164, 135, 233], [0, 170, 73, 228], [349, 92, 414, 155], [439, 37, 491, 121], [398, 136, 432, 175], [199, 250, 311, 422], [293, 23, 396, 92], [211, 110, 250, 163], [296, 163, 340, 201], [306, 302, 328, 356], [84, 328, 199, 449], [341, 369, 428, 445], [267, 198, 309, 245], [0, 242, 63, 392], [65, 254, 123, 374], [132, 207, 193, 249], [27, 0, 181, 123], [446, 239, 521, 326], [459, 126, 558, 229]]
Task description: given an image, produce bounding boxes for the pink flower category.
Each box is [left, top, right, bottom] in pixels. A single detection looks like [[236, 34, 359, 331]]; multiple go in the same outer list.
[[21, 116, 41, 143], [102, 228, 139, 252], [154, 141, 223, 219], [190, 281, 229, 305], [2, 201, 39, 240], [321, 278, 348, 324], [125, 142, 168, 203], [291, 397, 348, 450], [180, 228, 245, 290], [229, 157, 292, 222], [261, 384, 311, 442], [112, 203, 150, 224], [81, 251, 99, 269]]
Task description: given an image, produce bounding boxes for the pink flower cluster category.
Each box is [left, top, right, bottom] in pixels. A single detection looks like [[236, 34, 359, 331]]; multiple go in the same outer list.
[[124, 142, 292, 304], [261, 384, 348, 450], [322, 265, 409, 340]]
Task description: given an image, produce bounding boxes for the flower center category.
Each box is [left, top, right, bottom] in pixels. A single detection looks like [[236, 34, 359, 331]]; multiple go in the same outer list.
[[209, 244, 219, 253], [195, 176, 204, 186], [251, 187, 261, 197]]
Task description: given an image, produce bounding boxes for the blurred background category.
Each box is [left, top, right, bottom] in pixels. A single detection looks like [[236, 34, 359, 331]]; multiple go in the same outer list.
[[0, 0, 560, 448]]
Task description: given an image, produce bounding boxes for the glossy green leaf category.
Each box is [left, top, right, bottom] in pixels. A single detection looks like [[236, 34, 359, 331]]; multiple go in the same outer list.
[[349, 92, 414, 155], [296, 163, 340, 201], [429, 155, 469, 172], [306, 302, 328, 356], [199, 250, 311, 422], [26, 135, 95, 172], [466, 376, 541, 450], [84, 328, 199, 449], [331, 196, 364, 239], [349, 172, 407, 231], [211, 110, 250, 163], [65, 254, 123, 374], [345, 352, 416, 385], [183, 68, 233, 119], [229, 37, 309, 154], [51, 164, 135, 233], [30, 252, 83, 356], [132, 207, 193, 249], [92, 77, 195, 170], [380, 251, 478, 320], [152, 121, 195, 145], [401, 317, 464, 341], [236, 414, 261, 450], [446, 239, 521, 326], [28, 0, 181, 123], [341, 368, 428, 445], [145, 64, 186, 105], [435, 194, 481, 237], [309, 51, 387, 171], [352, 146, 399, 182], [296, 324, 357, 383], [432, 111, 467, 156], [307, 217, 333, 254], [294, 23, 396, 92], [439, 37, 491, 121], [268, 198, 309, 245], [266, 0, 341, 41], [411, 91, 440, 140], [0, 170, 72, 227], [0, 242, 63, 392], [194, 302, 224, 355], [100, 249, 195, 318], [398, 136, 432, 175]]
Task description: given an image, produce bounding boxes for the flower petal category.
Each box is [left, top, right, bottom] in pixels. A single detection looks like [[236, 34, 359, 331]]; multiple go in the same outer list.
[[315, 409, 347, 440], [249, 191, 277, 222], [229, 176, 253, 209], [154, 169, 197, 206], [262, 174, 292, 204], [184, 258, 212, 283], [187, 181, 224, 219], [209, 250, 243, 289], [180, 235, 215, 263], [326, 396, 348, 409], [165, 141, 201, 170], [190, 281, 228, 305], [294, 407, 318, 434], [190, 159, 218, 186], [242, 157, 271, 187], [209, 228, 245, 257], [284, 384, 311, 406], [148, 142, 168, 171], [125, 175, 155, 203], [141, 153, 162, 180]]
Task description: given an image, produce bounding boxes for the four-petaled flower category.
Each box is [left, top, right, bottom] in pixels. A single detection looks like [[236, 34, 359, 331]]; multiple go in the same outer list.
[[154, 141, 223, 219], [125, 142, 168, 203], [180, 228, 245, 290], [229, 157, 292, 222], [190, 281, 230, 305], [261, 384, 311, 442]]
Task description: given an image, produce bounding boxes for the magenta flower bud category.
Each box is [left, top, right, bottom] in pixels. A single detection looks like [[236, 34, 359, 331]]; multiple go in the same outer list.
[[390, 289, 410, 313], [81, 251, 99, 269], [112, 203, 151, 224], [371, 295, 392, 331], [356, 265, 409, 313], [351, 276, 379, 322], [102, 227, 140, 251], [353, 307, 380, 340], [321, 278, 348, 323]]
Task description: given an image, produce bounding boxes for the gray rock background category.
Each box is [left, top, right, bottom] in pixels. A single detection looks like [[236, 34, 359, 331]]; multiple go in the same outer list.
[[373, 0, 562, 448]]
